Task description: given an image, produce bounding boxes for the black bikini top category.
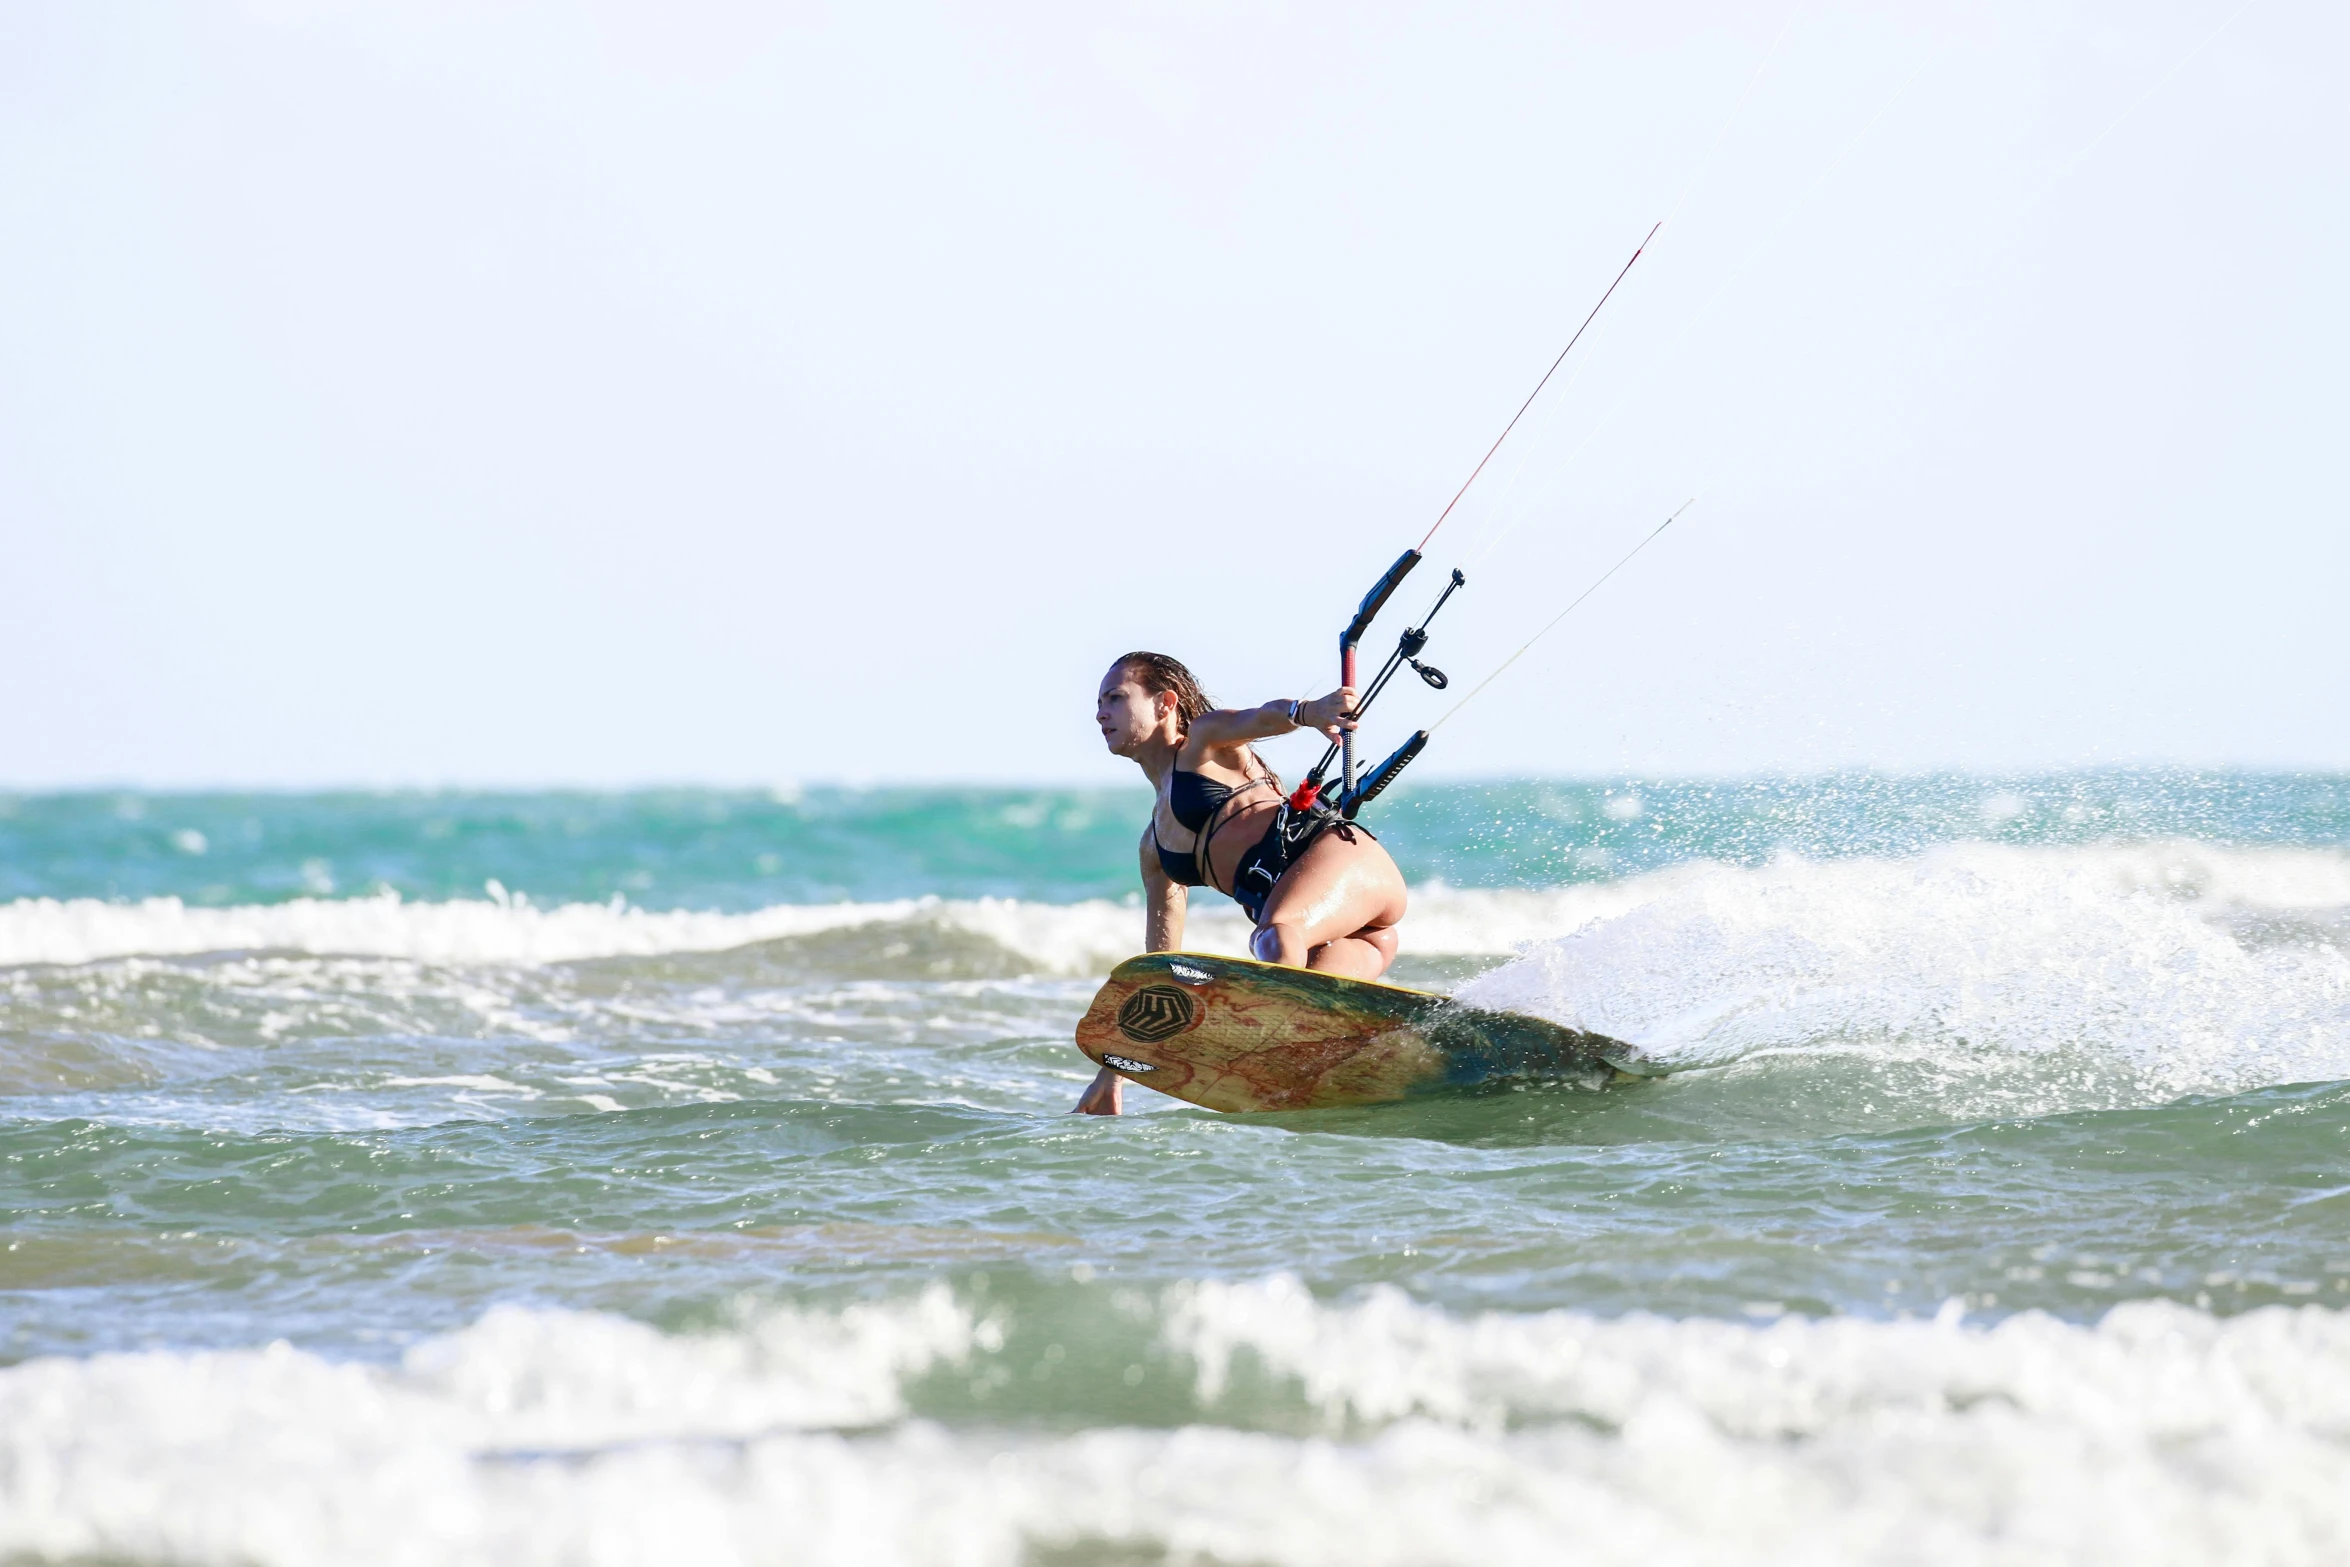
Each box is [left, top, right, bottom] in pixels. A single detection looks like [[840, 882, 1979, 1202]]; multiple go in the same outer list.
[[1151, 762, 1276, 890]]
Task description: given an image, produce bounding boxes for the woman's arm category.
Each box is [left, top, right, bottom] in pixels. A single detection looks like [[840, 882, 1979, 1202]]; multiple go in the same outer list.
[[1073, 1063, 1124, 1114], [1074, 831, 1191, 1116], [1183, 688, 1357, 751], [1144, 849, 1187, 954]]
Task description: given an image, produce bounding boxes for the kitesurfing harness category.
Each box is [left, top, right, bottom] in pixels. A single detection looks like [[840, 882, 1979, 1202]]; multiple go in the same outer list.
[[1150, 761, 1373, 925]]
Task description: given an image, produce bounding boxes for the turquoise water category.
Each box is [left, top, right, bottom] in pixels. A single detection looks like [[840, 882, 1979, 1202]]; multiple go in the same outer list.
[[4, 776, 2349, 1564], [9, 771, 2346, 906]]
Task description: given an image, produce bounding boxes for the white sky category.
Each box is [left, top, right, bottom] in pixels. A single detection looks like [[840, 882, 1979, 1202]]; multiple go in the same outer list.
[[3, 0, 2342, 788]]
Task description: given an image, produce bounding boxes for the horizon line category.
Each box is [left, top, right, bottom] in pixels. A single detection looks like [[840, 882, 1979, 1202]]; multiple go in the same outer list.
[[7, 762, 2350, 797]]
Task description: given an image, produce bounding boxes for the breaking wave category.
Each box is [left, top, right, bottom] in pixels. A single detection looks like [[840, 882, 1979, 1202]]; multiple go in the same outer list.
[[4, 1280, 2348, 1566], [0, 883, 1669, 971], [7, 840, 2349, 980]]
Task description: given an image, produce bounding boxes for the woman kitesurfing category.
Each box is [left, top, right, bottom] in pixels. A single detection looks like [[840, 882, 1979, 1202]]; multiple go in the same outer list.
[[1076, 653, 1410, 1114], [1072, 229, 1665, 1115]]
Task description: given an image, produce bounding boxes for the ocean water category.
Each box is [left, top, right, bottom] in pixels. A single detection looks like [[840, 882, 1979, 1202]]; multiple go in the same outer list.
[[4, 774, 2349, 1565]]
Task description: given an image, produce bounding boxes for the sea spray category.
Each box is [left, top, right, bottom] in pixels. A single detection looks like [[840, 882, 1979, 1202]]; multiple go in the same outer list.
[[1456, 842, 2350, 1109]]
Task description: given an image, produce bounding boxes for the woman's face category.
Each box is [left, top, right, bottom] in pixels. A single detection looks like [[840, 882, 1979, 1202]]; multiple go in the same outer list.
[[1096, 665, 1171, 757]]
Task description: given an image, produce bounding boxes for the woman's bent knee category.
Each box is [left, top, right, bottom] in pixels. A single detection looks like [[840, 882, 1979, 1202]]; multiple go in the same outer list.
[[1252, 922, 1307, 965]]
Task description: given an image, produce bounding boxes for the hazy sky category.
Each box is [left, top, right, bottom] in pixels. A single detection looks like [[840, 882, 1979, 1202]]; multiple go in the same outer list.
[[4, 0, 2342, 787]]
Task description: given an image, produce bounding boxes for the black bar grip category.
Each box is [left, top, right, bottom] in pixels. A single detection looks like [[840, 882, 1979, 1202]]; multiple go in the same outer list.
[[1340, 549, 1422, 651], [1340, 730, 1428, 818]]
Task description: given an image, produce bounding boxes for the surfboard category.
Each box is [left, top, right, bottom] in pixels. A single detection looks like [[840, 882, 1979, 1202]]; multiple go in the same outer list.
[[1074, 951, 1661, 1113]]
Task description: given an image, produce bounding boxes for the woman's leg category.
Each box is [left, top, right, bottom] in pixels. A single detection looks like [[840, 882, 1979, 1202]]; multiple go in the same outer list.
[[1308, 925, 1399, 979], [1248, 826, 1408, 977], [1290, 929, 1396, 979]]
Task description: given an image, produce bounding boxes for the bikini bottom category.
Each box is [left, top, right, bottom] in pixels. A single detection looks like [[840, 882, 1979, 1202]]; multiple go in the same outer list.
[[1228, 805, 1374, 925]]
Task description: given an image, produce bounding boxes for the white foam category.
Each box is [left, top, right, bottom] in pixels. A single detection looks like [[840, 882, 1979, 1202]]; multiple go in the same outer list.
[[0, 892, 1158, 973], [400, 1288, 982, 1445], [0, 885, 1576, 972], [5, 841, 2348, 990], [1163, 1274, 2350, 1437], [5, 1287, 2349, 1566], [1455, 842, 2350, 1099]]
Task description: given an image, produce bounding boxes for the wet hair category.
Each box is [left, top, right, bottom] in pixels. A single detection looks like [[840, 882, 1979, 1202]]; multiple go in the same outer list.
[[1110, 651, 1280, 788], [1111, 651, 1213, 731]]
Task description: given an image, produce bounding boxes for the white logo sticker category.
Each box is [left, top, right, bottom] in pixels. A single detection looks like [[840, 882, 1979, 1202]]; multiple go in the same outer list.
[[1101, 1053, 1157, 1074], [1167, 964, 1211, 985]]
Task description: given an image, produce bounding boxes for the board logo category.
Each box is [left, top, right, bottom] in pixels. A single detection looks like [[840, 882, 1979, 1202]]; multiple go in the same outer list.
[[1115, 984, 1198, 1043], [1166, 963, 1211, 985], [1101, 1053, 1157, 1074]]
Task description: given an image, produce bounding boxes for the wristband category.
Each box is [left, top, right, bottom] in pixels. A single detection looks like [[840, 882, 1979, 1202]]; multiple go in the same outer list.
[[1287, 699, 1302, 727]]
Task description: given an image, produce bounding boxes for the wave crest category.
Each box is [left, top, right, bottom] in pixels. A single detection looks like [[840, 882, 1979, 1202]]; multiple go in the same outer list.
[[5, 1284, 2349, 1565]]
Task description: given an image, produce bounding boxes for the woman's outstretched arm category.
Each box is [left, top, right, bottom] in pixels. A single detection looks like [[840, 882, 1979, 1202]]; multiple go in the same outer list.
[[1183, 688, 1357, 751]]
